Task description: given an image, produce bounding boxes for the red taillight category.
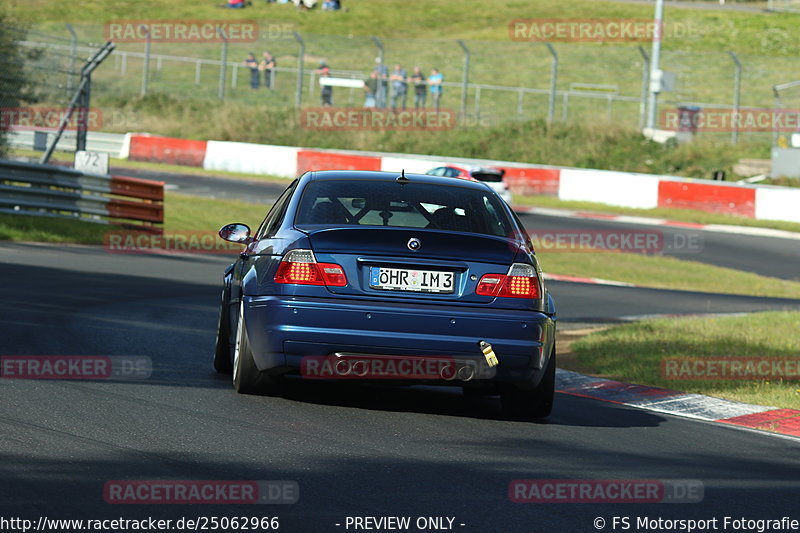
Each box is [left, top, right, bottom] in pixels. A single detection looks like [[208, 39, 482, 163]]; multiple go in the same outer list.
[[476, 274, 504, 296], [499, 275, 538, 298], [476, 264, 540, 299], [274, 249, 347, 287], [318, 263, 347, 286]]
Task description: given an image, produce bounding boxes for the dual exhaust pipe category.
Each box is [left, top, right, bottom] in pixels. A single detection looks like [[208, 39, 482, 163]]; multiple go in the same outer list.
[[327, 354, 493, 381], [329, 341, 500, 382], [442, 362, 478, 382]]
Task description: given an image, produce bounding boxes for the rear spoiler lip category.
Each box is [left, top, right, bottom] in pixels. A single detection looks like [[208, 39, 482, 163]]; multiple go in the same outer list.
[[294, 224, 527, 246]]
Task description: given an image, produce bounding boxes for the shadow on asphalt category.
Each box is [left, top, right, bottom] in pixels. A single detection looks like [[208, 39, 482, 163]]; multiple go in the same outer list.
[[206, 373, 668, 429]]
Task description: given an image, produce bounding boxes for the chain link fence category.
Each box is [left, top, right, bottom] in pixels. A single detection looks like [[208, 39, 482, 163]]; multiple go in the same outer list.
[[0, 24, 107, 157], [7, 23, 800, 144]]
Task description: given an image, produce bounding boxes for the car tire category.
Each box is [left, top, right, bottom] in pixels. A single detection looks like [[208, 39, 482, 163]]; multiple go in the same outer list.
[[232, 300, 282, 396], [500, 347, 555, 420], [213, 286, 233, 374]]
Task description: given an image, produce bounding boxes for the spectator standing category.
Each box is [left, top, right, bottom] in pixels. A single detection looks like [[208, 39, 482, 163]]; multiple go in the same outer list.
[[390, 64, 408, 111], [316, 62, 333, 106], [243, 53, 259, 89], [322, 0, 341, 9], [428, 68, 443, 112], [410, 66, 426, 109], [373, 58, 389, 109], [260, 51, 276, 89], [363, 71, 378, 108]]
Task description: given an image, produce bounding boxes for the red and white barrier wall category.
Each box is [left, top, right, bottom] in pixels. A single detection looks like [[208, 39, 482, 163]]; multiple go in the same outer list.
[[124, 134, 800, 224]]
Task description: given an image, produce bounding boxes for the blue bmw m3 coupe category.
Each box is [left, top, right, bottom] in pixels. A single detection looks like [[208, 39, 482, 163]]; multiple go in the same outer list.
[[214, 170, 557, 419]]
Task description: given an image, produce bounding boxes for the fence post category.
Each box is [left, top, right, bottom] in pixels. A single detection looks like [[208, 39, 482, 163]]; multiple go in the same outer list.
[[294, 31, 305, 108], [646, 0, 664, 130], [41, 42, 115, 164], [140, 25, 151, 96], [232, 64, 238, 89], [457, 40, 470, 122], [195, 60, 201, 84], [544, 43, 557, 124], [638, 46, 650, 130], [66, 23, 77, 93], [218, 28, 228, 100], [729, 51, 742, 145], [372, 36, 385, 108], [76, 72, 91, 152]]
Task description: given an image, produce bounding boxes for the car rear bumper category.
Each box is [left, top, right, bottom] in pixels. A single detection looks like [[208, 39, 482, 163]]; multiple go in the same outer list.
[[242, 295, 556, 385]]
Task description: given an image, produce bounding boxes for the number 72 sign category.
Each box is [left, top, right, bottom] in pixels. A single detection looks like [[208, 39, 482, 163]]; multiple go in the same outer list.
[[74, 150, 109, 175]]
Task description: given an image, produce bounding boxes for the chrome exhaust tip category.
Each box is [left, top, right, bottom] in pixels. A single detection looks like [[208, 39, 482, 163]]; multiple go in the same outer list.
[[457, 364, 476, 382]]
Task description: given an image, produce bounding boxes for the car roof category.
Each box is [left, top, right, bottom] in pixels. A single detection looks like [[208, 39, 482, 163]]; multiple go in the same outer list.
[[303, 169, 491, 191]]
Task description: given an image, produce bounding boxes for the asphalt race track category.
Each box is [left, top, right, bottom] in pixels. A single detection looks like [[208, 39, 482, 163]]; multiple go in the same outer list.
[[1, 169, 800, 531]]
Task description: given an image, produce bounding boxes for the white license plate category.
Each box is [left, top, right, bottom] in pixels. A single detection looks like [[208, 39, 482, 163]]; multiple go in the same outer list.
[[369, 267, 454, 294]]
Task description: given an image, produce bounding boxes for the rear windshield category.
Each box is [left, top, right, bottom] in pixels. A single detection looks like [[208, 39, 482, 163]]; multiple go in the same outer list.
[[295, 179, 514, 237]]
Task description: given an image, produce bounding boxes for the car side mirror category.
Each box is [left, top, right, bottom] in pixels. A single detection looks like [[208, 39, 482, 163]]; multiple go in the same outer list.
[[219, 223, 253, 244]]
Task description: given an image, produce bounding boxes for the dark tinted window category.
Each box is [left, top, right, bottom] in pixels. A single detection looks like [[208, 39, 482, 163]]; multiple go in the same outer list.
[[256, 181, 296, 239], [471, 171, 503, 183], [295, 179, 513, 237]]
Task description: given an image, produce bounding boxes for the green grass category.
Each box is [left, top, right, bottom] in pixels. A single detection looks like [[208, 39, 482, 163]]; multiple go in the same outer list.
[[570, 312, 800, 410], [17, 0, 800, 115], [45, 94, 776, 181], [165, 192, 266, 231], [15, 0, 800, 56], [0, 192, 267, 244], [0, 212, 110, 243], [516, 194, 800, 233]]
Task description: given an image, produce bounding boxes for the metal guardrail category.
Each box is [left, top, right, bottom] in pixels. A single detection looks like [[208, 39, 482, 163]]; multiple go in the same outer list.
[[0, 159, 164, 231], [8, 130, 126, 157]]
